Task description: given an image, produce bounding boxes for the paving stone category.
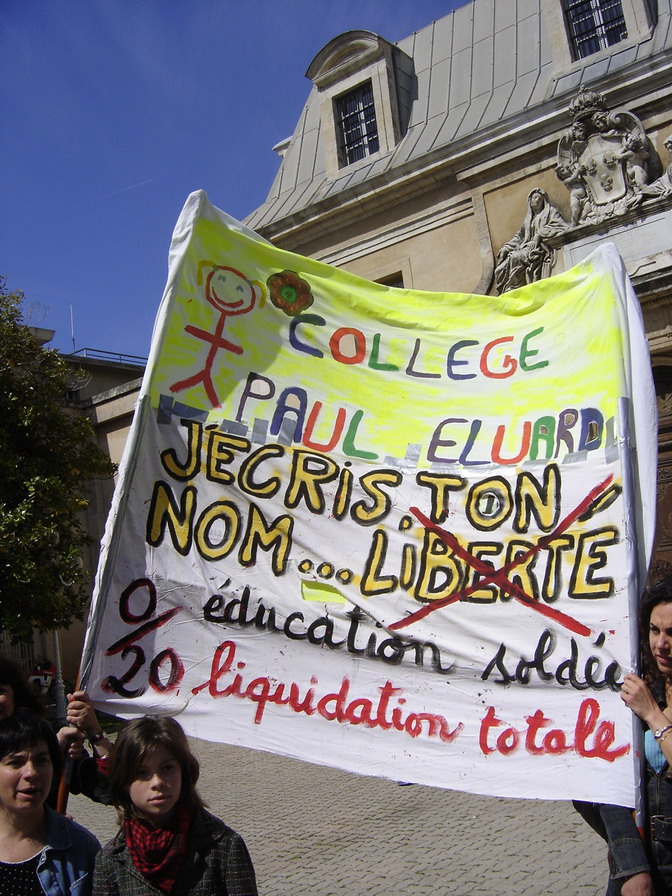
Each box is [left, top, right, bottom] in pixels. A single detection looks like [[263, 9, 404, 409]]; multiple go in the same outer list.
[[68, 737, 606, 896]]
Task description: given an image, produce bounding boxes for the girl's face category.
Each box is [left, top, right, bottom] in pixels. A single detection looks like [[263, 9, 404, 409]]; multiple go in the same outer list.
[[128, 745, 182, 825], [0, 740, 52, 814], [0, 684, 15, 721]]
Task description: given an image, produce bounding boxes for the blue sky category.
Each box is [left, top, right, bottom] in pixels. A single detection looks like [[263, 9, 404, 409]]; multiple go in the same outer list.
[[2, 1, 465, 359]]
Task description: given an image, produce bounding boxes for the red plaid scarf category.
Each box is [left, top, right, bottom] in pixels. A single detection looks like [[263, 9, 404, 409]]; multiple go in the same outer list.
[[124, 806, 191, 893]]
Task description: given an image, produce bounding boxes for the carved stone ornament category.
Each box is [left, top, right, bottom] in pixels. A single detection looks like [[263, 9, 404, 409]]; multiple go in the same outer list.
[[556, 87, 661, 226], [494, 188, 568, 294], [642, 136, 672, 198]]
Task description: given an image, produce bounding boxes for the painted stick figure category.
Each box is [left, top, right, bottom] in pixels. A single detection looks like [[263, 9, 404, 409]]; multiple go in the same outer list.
[[170, 265, 264, 407]]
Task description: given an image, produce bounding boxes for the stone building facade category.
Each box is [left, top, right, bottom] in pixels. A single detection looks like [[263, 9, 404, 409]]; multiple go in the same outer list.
[[245, 0, 672, 575], [20, 0, 672, 679]]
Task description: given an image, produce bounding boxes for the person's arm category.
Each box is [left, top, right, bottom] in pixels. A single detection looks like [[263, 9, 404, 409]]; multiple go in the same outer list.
[[622, 673, 672, 765], [574, 801, 651, 890], [56, 724, 86, 759], [621, 871, 654, 896], [63, 690, 114, 803], [599, 803, 652, 888], [66, 690, 113, 760]]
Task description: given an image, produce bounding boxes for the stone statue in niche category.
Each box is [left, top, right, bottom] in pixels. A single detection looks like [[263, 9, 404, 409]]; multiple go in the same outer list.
[[643, 136, 672, 197], [556, 87, 660, 225], [494, 188, 568, 294]]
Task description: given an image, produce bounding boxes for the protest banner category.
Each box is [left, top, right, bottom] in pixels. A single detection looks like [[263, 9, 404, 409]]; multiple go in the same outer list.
[[81, 190, 657, 804]]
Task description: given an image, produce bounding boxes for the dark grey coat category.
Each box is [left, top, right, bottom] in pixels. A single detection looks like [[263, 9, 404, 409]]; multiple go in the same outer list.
[[92, 809, 257, 896]]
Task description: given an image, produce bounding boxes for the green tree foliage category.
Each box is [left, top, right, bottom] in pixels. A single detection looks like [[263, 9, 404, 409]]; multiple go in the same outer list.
[[0, 282, 115, 641]]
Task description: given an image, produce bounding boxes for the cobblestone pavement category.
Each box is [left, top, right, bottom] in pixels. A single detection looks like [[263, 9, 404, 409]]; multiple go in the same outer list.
[[70, 738, 606, 896]]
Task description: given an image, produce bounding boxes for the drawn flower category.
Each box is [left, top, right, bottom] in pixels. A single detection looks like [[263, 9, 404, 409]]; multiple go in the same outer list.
[[267, 270, 314, 316]]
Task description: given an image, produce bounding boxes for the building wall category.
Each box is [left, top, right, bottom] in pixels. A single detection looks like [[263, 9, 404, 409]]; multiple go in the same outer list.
[[40, 1, 672, 680], [245, 0, 672, 577], [56, 374, 143, 684], [338, 212, 482, 294]]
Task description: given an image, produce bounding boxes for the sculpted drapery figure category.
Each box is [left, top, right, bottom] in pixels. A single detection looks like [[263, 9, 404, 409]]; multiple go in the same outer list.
[[643, 136, 672, 197], [494, 188, 568, 294]]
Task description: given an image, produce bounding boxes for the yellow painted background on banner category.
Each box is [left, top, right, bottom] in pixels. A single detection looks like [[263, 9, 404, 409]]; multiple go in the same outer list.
[[149, 214, 625, 464]]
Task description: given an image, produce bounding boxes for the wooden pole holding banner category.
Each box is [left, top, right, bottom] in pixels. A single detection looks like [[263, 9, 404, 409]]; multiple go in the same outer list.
[[617, 397, 647, 837], [52, 630, 75, 815]]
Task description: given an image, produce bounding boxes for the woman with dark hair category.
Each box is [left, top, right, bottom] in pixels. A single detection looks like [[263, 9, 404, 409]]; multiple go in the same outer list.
[[94, 716, 257, 896], [0, 657, 43, 720], [577, 577, 672, 895], [0, 710, 99, 894], [0, 656, 113, 804]]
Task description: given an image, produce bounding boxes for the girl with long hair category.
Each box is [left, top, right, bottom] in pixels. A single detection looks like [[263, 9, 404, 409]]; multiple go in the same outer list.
[[93, 716, 257, 895]]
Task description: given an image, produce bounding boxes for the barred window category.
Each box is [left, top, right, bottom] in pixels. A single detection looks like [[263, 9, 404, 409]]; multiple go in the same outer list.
[[563, 0, 627, 59], [334, 81, 379, 167]]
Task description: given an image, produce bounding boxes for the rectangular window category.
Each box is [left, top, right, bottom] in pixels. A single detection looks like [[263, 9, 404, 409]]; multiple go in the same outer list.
[[563, 0, 627, 59], [376, 272, 404, 289], [335, 81, 379, 167]]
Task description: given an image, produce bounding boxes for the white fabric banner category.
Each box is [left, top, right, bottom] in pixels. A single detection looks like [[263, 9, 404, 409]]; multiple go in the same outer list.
[[81, 192, 657, 805]]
